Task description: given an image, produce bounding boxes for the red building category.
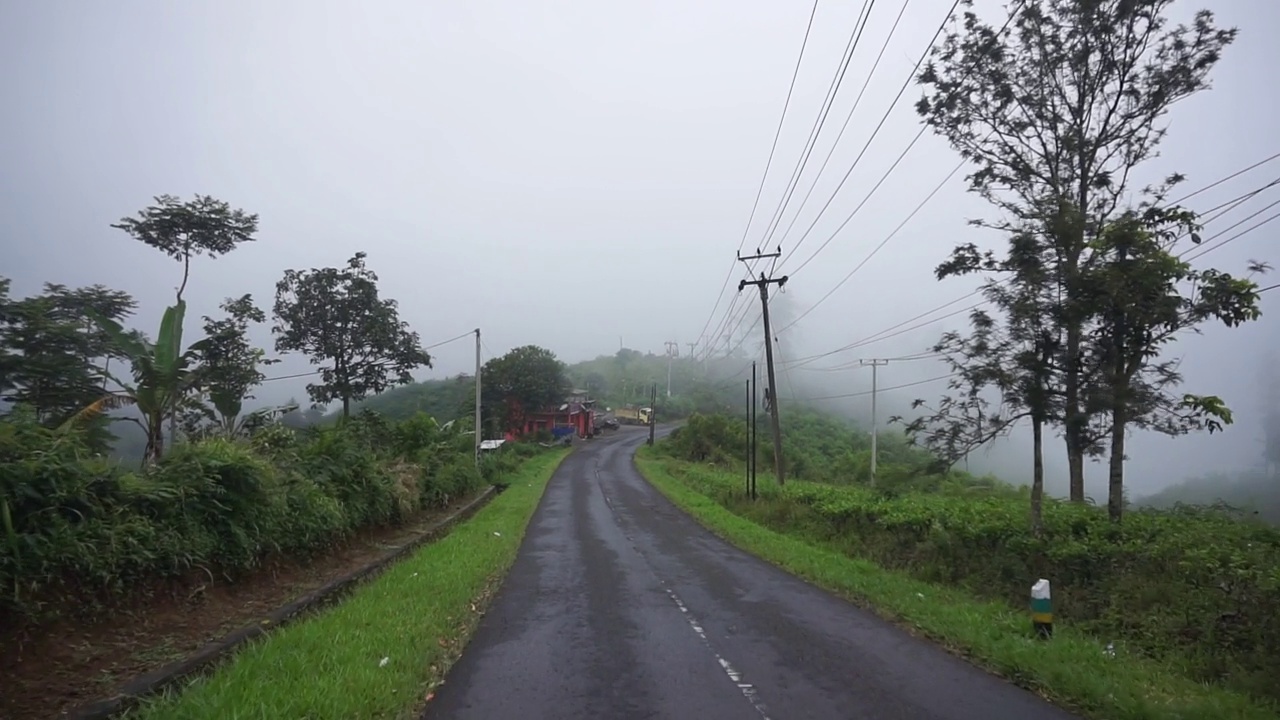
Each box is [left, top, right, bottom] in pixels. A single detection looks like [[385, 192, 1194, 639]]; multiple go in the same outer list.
[[503, 397, 597, 441]]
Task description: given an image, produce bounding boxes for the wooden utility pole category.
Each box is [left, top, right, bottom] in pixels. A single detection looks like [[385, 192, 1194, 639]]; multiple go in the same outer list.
[[738, 250, 787, 486], [474, 328, 482, 466], [859, 358, 889, 484]]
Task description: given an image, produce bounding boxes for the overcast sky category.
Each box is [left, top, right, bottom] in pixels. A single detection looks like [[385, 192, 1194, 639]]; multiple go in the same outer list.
[[2, 0, 1277, 496]]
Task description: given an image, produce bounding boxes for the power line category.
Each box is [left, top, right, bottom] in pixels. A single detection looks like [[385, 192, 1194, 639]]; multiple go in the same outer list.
[[779, 156, 963, 333], [1170, 151, 1280, 205], [776, 0, 973, 267], [767, 0, 915, 252], [778, 153, 1280, 362], [692, 0, 821, 358], [1181, 199, 1280, 263], [424, 330, 477, 350], [798, 372, 955, 401], [781, 1, 1030, 275], [755, 0, 879, 252]]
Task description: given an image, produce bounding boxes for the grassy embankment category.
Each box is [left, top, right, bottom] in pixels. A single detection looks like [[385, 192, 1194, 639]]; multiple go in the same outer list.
[[127, 446, 569, 719], [634, 413, 1280, 720]]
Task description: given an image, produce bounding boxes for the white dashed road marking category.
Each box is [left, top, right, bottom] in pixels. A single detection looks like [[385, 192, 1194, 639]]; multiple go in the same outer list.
[[664, 587, 773, 720]]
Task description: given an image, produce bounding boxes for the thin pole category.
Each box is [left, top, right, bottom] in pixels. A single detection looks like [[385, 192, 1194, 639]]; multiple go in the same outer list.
[[474, 328, 482, 467], [859, 358, 889, 485], [746, 379, 751, 498], [870, 360, 878, 483], [751, 361, 758, 499]]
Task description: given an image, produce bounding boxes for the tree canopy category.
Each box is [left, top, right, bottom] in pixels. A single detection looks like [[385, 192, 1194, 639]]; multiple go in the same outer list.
[[272, 252, 431, 417], [481, 345, 568, 433]]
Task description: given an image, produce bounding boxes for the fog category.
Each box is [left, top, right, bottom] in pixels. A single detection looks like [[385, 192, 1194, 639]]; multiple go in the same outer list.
[[3, 0, 1277, 499]]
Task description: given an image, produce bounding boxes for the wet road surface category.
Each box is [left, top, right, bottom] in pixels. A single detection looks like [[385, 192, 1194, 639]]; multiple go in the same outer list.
[[422, 428, 1077, 720]]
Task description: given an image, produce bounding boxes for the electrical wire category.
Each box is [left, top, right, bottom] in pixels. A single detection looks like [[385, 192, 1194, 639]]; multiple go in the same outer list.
[[797, 372, 955, 401], [778, 156, 964, 333], [755, 0, 878, 252], [776, 0, 973, 267], [781, 1, 1029, 275], [1181, 199, 1280, 263], [692, 0, 821, 359], [776, 154, 1280, 364], [1170, 151, 1280, 205], [767, 0, 914, 252]]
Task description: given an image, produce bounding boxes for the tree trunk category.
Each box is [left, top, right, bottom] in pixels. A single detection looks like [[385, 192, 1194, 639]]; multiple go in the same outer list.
[[145, 415, 164, 466], [342, 393, 351, 419], [1107, 400, 1125, 522], [1031, 414, 1045, 537]]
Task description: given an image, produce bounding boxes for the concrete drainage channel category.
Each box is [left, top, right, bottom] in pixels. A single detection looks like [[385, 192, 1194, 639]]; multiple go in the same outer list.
[[65, 484, 507, 720]]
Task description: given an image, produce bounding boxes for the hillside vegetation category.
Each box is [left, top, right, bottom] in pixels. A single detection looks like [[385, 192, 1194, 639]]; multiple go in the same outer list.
[[647, 412, 1280, 707], [0, 196, 561, 633]]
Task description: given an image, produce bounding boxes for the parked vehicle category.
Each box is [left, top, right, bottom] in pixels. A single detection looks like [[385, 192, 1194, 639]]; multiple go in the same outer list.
[[614, 406, 651, 426]]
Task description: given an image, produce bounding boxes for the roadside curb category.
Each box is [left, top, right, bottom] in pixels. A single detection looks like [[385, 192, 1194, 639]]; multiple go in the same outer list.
[[63, 484, 503, 720]]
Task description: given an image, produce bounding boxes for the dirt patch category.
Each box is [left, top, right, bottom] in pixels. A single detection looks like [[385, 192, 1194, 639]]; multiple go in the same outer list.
[[0, 490, 493, 720]]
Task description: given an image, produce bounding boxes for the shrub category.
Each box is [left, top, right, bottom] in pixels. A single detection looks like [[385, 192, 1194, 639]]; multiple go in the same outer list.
[[0, 407, 514, 627]]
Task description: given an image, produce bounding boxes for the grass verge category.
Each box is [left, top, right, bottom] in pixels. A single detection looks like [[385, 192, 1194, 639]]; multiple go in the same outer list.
[[125, 448, 571, 720], [634, 450, 1280, 720]]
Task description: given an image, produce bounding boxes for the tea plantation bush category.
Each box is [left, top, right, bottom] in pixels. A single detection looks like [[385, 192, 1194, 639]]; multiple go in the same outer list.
[[655, 414, 1280, 703], [0, 409, 533, 627]]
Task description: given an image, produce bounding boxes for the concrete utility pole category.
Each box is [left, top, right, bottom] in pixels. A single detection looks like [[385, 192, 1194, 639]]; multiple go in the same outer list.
[[738, 250, 788, 486], [474, 328, 482, 467], [860, 358, 890, 485], [664, 341, 679, 397]]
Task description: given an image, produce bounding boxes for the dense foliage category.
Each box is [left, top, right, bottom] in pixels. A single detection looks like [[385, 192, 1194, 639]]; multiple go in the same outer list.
[[910, 0, 1264, 524], [0, 407, 541, 627], [273, 252, 432, 418], [653, 413, 1280, 703]]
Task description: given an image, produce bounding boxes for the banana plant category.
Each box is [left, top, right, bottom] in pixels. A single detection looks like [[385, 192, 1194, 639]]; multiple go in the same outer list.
[[69, 301, 205, 464]]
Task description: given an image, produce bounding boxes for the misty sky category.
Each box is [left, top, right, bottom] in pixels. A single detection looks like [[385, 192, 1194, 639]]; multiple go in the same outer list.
[[3, 0, 1277, 497]]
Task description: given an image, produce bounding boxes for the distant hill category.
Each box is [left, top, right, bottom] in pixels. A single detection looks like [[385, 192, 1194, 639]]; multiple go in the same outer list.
[[1138, 469, 1280, 524]]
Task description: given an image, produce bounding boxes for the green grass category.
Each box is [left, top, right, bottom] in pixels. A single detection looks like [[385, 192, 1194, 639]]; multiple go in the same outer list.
[[634, 450, 1280, 720], [126, 448, 571, 720]]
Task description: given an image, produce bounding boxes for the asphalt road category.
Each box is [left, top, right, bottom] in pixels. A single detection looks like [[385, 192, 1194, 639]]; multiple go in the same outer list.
[[422, 428, 1077, 720]]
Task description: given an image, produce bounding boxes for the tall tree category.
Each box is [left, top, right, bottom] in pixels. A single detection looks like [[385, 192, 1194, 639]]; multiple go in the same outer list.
[[272, 252, 431, 418], [112, 194, 260, 445], [482, 345, 569, 434], [915, 0, 1236, 501], [111, 194, 260, 305], [1083, 209, 1263, 521], [902, 229, 1062, 533]]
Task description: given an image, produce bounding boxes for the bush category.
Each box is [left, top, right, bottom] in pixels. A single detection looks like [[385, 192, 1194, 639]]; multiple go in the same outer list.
[[649, 433, 1280, 704], [0, 408, 514, 627]]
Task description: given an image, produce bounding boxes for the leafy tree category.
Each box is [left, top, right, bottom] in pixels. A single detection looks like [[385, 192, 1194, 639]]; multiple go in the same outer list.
[[111, 194, 260, 304], [915, 0, 1236, 501], [183, 294, 282, 437], [0, 280, 138, 450], [272, 252, 431, 418], [481, 345, 568, 433], [1084, 211, 1264, 520]]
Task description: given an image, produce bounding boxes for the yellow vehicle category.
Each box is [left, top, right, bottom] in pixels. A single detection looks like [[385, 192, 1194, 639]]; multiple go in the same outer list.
[[614, 406, 652, 426]]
